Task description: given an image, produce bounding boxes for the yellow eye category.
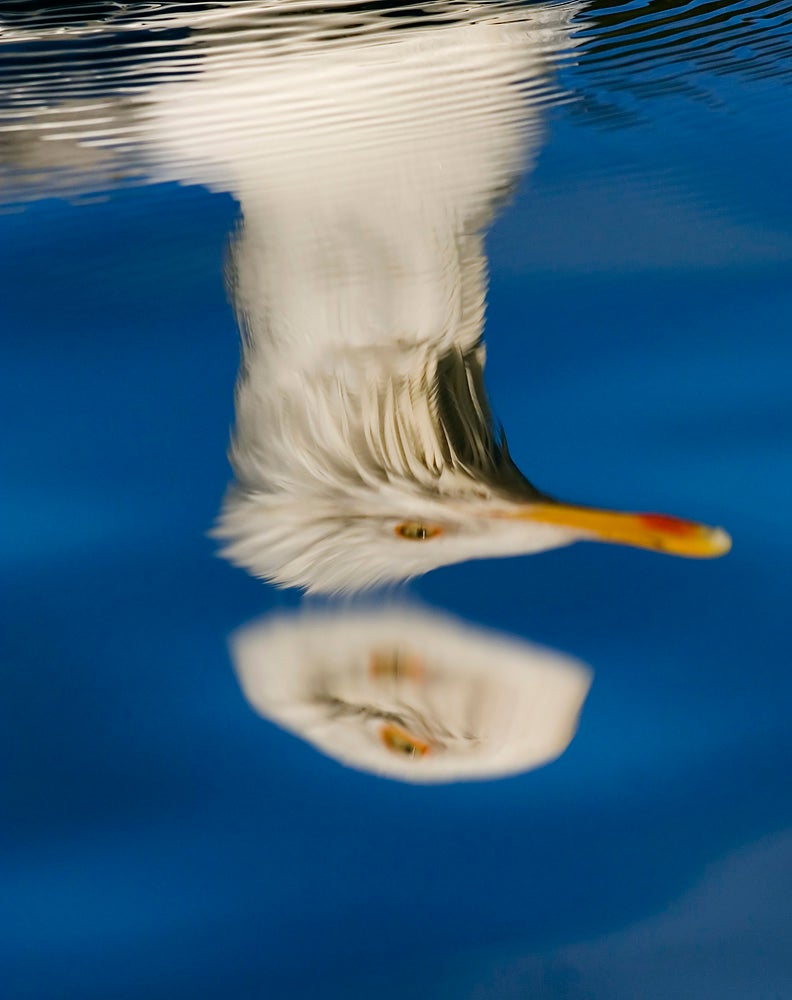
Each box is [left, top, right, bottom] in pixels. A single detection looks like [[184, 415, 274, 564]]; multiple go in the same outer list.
[[395, 522, 443, 541], [380, 723, 431, 758]]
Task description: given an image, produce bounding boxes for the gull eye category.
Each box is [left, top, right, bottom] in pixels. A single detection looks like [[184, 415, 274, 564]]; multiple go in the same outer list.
[[395, 522, 443, 541], [380, 723, 431, 758]]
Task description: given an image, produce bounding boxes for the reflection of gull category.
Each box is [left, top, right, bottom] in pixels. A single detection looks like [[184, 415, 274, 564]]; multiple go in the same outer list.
[[231, 606, 592, 783]]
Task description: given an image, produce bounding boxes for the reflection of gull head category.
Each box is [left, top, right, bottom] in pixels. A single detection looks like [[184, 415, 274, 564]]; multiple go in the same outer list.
[[231, 607, 592, 783]]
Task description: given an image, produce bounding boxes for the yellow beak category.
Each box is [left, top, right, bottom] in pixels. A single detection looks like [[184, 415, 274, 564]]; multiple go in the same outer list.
[[505, 502, 731, 558]]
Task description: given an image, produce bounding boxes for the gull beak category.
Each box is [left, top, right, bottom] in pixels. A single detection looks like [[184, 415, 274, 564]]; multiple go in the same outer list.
[[503, 502, 731, 558]]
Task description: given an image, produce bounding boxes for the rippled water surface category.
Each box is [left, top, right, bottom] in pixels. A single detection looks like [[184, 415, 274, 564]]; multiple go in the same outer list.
[[3, 3, 792, 998]]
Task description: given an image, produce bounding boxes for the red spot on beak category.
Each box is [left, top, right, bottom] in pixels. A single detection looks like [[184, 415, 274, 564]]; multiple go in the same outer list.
[[637, 513, 701, 536]]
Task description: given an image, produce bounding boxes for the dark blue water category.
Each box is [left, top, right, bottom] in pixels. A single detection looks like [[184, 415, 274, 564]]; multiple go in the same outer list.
[[2, 3, 792, 998]]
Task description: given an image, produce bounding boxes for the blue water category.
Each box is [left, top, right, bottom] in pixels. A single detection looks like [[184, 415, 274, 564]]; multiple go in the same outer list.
[[3, 3, 792, 998]]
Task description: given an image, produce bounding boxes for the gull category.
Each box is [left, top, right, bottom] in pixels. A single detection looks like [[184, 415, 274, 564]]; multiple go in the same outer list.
[[0, 1, 730, 593], [231, 605, 592, 783], [158, 1, 726, 593]]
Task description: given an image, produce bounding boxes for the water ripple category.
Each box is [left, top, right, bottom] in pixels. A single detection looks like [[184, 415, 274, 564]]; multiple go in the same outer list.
[[571, 0, 792, 124], [0, 0, 791, 198]]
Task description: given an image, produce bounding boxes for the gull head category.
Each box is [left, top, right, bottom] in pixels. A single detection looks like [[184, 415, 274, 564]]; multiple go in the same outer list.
[[214, 344, 730, 594]]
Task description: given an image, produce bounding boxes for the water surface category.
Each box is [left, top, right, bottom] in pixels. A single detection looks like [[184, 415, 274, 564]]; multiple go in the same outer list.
[[2, 3, 791, 998]]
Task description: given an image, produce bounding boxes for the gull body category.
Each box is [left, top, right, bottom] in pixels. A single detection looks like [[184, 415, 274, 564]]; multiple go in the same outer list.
[[142, 1, 595, 592]]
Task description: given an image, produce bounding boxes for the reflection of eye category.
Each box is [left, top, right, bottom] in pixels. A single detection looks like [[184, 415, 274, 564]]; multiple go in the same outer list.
[[380, 723, 431, 758], [395, 522, 443, 541]]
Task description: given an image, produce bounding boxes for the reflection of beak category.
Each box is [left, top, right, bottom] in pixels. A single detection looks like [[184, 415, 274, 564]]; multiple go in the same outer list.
[[502, 502, 731, 558], [369, 650, 424, 682]]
